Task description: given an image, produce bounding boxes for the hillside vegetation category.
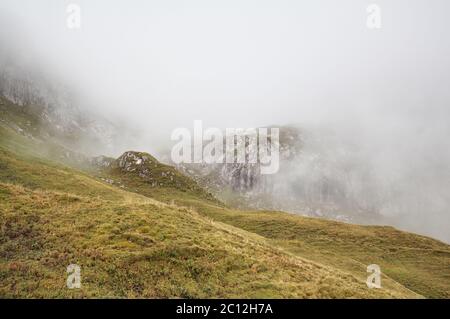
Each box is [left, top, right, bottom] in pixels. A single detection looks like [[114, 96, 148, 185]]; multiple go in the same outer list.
[[0, 98, 449, 298]]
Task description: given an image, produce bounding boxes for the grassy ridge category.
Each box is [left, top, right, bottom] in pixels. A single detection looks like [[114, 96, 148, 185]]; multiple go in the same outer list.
[[176, 200, 450, 298], [0, 100, 448, 298], [94, 149, 449, 298], [0, 151, 415, 298]]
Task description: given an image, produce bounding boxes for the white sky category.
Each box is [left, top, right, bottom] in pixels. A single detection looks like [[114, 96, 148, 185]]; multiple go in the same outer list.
[[1, 0, 449, 136]]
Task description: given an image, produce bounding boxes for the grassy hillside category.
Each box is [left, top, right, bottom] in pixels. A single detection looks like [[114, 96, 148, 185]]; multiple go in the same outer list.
[[0, 142, 415, 298], [179, 201, 450, 298], [0, 99, 448, 298]]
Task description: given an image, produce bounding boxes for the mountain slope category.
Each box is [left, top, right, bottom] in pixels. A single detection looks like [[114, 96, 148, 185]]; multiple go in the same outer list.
[[0, 136, 416, 298], [0, 97, 449, 298], [184, 202, 450, 298]]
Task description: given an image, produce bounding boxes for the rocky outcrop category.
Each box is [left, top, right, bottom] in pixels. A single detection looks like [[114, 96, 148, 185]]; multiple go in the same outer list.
[[175, 126, 384, 224], [103, 151, 215, 201]]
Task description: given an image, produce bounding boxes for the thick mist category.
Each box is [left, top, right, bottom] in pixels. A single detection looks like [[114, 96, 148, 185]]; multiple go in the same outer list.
[[1, 0, 449, 241]]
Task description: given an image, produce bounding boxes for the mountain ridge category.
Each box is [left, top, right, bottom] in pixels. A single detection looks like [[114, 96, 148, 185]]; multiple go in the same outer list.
[[0, 95, 449, 298]]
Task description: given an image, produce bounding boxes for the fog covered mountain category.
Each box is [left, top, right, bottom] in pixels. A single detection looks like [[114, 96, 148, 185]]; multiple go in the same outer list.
[[174, 124, 450, 242], [1, 1, 449, 243], [0, 53, 129, 157]]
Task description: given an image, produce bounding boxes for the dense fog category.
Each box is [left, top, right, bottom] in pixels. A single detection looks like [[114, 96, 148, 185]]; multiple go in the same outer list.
[[1, 0, 449, 241]]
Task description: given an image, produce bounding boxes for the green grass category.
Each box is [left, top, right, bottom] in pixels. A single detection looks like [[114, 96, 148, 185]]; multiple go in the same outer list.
[[0, 157, 413, 298], [0, 97, 448, 298], [178, 201, 450, 298]]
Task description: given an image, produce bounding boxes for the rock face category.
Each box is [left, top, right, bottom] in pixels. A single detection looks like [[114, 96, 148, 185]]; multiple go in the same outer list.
[[175, 126, 302, 193], [220, 126, 302, 192], [175, 126, 384, 224], [0, 62, 119, 156], [89, 155, 115, 168]]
